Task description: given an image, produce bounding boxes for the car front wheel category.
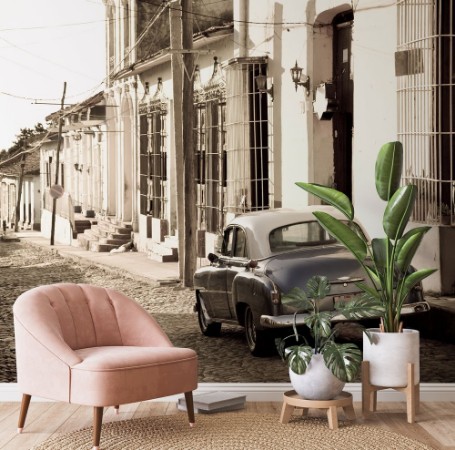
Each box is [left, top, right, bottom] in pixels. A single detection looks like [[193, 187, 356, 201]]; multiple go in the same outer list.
[[244, 306, 274, 357], [197, 294, 222, 337]]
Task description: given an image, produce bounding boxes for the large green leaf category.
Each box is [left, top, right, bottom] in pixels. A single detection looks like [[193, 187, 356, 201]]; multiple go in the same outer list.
[[304, 312, 332, 339], [398, 268, 437, 304], [375, 141, 403, 201], [305, 275, 330, 300], [296, 182, 354, 220], [313, 212, 368, 262], [335, 293, 384, 320], [371, 238, 391, 274], [322, 341, 362, 382], [383, 185, 417, 240], [286, 345, 313, 375], [363, 265, 382, 288], [395, 227, 430, 273], [355, 281, 381, 300], [281, 287, 313, 310]]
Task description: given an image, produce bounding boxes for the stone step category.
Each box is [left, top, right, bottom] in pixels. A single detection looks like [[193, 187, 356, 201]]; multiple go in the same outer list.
[[97, 222, 132, 236], [98, 237, 130, 246], [89, 242, 118, 252], [77, 234, 97, 250], [147, 241, 178, 262], [107, 232, 131, 242], [147, 251, 178, 263], [83, 228, 102, 240], [73, 219, 92, 238], [104, 217, 132, 228], [162, 235, 179, 248], [73, 216, 133, 253]]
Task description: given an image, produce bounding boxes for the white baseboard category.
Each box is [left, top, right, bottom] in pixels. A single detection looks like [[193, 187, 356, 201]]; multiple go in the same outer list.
[[2, 382, 455, 403]]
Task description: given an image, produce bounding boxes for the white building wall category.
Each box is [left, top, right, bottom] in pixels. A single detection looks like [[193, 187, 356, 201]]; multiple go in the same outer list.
[[244, 0, 399, 232], [350, 1, 398, 238], [246, 0, 313, 208]]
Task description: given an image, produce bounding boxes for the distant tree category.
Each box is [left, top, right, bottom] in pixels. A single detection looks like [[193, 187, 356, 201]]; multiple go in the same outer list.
[[34, 123, 45, 133], [7, 123, 45, 155]]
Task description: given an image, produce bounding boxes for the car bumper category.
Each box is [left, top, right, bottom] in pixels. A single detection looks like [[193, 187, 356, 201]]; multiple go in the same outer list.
[[259, 301, 431, 329]]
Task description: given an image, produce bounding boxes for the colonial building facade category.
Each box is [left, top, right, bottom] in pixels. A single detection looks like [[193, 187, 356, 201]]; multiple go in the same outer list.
[[41, 0, 455, 293]]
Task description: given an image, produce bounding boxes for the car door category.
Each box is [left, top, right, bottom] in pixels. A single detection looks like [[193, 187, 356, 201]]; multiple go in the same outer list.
[[207, 225, 248, 320], [225, 226, 249, 319], [204, 226, 234, 320]]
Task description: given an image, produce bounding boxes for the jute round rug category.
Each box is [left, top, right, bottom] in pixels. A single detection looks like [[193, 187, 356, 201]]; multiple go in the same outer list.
[[32, 412, 434, 450]]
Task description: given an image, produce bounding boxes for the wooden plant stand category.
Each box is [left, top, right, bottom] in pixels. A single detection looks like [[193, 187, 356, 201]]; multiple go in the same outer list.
[[362, 361, 420, 423], [280, 390, 356, 430]]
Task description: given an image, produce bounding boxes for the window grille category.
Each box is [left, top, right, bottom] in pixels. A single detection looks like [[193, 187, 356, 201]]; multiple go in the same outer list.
[[224, 57, 272, 216], [8, 184, 16, 223], [139, 80, 168, 219], [193, 58, 227, 233], [398, 0, 455, 224], [1, 182, 7, 223], [45, 161, 51, 187]]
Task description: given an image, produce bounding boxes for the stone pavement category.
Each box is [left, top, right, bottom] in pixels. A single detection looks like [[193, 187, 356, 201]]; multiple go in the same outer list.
[[9, 229, 455, 342]]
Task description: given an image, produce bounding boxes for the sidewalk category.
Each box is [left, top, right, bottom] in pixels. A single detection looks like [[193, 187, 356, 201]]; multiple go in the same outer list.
[[5, 230, 181, 287]]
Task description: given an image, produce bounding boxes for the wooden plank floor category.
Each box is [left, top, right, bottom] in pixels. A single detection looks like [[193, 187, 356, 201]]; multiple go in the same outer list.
[[0, 401, 454, 449]]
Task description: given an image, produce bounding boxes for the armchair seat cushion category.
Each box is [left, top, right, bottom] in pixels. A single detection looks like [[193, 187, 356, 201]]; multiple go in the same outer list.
[[71, 346, 197, 407]]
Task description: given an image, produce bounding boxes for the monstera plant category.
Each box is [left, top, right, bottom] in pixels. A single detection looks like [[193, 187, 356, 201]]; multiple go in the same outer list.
[[296, 141, 436, 333], [277, 275, 363, 399]]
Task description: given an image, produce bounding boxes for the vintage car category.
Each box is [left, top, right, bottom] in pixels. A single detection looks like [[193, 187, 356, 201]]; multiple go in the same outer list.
[[193, 207, 428, 356]]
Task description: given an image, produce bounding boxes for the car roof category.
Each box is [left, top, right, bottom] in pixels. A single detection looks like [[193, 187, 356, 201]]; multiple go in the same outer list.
[[227, 206, 361, 260]]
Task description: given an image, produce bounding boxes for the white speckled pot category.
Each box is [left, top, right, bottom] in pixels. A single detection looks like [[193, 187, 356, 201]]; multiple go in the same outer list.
[[289, 353, 345, 400], [363, 328, 420, 387]]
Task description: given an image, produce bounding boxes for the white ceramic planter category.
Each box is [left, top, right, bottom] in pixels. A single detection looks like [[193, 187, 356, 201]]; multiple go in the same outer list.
[[289, 353, 345, 400], [363, 328, 420, 387]]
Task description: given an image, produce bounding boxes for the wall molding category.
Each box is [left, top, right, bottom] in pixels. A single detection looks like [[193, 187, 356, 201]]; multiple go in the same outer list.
[[2, 382, 455, 403]]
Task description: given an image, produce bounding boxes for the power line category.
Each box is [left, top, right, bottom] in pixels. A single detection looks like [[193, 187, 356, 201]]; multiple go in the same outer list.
[[137, 0, 313, 27], [0, 36, 101, 82]]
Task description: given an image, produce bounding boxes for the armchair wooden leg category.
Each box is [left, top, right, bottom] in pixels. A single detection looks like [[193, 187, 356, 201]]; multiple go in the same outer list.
[[93, 407, 104, 450], [17, 394, 31, 433], [114, 405, 120, 415], [184, 391, 195, 427]]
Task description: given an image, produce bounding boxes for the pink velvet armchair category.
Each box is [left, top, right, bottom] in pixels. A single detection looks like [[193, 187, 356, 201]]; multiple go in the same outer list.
[[13, 283, 198, 450]]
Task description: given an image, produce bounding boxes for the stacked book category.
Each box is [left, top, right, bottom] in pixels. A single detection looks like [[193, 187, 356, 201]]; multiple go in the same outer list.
[[177, 391, 246, 414]]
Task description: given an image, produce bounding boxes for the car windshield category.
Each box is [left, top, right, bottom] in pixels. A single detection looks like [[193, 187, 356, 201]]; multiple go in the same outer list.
[[269, 220, 365, 253]]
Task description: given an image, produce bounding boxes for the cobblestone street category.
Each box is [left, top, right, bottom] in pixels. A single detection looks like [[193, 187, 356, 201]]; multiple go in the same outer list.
[[1, 240, 454, 384]]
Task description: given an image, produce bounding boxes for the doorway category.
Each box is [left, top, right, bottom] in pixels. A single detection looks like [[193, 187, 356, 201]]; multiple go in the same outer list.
[[332, 11, 354, 199]]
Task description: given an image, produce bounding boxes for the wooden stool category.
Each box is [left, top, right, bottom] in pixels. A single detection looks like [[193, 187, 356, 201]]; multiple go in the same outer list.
[[280, 390, 356, 430], [362, 361, 420, 423]]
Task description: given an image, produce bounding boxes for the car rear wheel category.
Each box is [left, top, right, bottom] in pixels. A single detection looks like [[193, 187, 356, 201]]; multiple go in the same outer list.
[[244, 306, 274, 357], [197, 294, 222, 337]]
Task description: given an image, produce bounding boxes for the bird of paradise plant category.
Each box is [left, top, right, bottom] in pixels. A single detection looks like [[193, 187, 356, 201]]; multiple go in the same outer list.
[[296, 141, 436, 333]]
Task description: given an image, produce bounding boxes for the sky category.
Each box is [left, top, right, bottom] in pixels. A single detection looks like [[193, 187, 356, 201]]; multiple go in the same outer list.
[[0, 0, 106, 151]]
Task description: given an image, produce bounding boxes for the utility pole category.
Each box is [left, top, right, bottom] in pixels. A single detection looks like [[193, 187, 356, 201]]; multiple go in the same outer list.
[[181, 0, 196, 287], [14, 152, 27, 232], [170, 3, 184, 280], [50, 82, 67, 246], [170, 1, 196, 286]]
